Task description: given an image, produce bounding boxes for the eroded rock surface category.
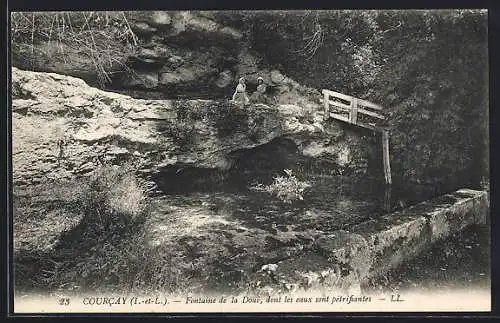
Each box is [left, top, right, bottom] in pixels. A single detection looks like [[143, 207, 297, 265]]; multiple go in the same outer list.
[[11, 11, 321, 103], [12, 67, 370, 188]]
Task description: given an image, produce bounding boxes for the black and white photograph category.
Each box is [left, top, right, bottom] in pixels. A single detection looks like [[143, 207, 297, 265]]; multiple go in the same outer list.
[[9, 9, 490, 313]]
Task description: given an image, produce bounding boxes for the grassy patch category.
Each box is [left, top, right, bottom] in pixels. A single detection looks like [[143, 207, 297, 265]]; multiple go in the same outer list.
[[69, 165, 148, 243], [13, 164, 217, 295]]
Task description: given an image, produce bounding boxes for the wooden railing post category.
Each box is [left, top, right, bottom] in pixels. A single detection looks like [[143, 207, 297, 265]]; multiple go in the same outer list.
[[323, 91, 330, 121], [382, 129, 392, 185], [384, 184, 392, 212], [350, 98, 358, 124]]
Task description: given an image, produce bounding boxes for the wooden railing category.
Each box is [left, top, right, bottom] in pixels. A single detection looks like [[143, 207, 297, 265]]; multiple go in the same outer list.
[[320, 88, 392, 184], [320, 89, 385, 131]]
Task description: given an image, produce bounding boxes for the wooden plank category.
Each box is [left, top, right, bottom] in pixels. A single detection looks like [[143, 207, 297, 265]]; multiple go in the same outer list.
[[358, 98, 383, 111], [323, 91, 329, 121], [357, 107, 385, 120], [382, 129, 392, 185], [319, 98, 351, 110], [329, 112, 351, 124], [321, 98, 384, 119], [328, 112, 386, 132], [322, 88, 382, 111], [322, 89, 353, 103], [350, 98, 358, 124]]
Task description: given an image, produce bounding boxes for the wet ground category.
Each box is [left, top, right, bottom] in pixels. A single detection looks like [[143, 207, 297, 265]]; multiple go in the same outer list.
[[143, 174, 455, 293], [148, 174, 439, 238]]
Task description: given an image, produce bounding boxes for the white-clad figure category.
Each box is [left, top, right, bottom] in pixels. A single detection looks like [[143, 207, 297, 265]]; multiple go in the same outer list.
[[232, 77, 250, 107]]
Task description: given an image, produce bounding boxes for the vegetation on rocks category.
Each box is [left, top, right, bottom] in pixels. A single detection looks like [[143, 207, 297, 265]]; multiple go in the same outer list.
[[11, 12, 138, 86], [73, 165, 148, 241], [253, 169, 312, 204], [14, 165, 190, 294]]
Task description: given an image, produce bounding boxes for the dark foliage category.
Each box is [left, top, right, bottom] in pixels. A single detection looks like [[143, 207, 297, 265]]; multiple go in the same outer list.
[[214, 9, 488, 189], [371, 10, 488, 187]]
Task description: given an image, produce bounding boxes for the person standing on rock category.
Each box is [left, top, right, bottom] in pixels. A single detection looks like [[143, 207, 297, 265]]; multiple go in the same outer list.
[[232, 77, 250, 108]]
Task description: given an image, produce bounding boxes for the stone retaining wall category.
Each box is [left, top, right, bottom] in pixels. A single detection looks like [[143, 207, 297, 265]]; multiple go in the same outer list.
[[247, 188, 489, 295]]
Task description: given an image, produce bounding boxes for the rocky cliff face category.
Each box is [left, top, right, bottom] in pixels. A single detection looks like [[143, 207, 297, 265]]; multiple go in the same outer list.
[[11, 11, 377, 191], [11, 11, 319, 104], [12, 67, 372, 190]]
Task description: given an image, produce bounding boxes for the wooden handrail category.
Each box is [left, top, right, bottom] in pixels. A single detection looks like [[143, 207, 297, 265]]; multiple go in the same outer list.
[[357, 98, 383, 111], [320, 88, 391, 185], [321, 89, 385, 122], [356, 107, 385, 120], [322, 89, 353, 102]]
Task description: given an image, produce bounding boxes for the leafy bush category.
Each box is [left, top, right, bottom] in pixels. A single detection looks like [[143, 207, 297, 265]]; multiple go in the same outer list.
[[76, 164, 148, 240], [254, 169, 311, 203], [163, 121, 197, 149]]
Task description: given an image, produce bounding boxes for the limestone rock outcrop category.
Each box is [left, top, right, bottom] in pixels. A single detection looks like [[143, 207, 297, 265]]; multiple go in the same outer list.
[[12, 67, 369, 188], [11, 11, 320, 104]]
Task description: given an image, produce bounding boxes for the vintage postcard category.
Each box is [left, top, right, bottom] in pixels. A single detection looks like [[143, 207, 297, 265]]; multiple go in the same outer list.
[[10, 9, 490, 314]]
